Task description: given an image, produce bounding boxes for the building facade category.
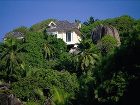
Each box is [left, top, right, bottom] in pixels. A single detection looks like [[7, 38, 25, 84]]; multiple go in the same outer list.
[[47, 21, 81, 45]]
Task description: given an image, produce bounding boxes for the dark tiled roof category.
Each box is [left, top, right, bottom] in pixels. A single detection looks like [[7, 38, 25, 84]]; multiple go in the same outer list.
[[47, 20, 80, 34], [4, 32, 24, 38]]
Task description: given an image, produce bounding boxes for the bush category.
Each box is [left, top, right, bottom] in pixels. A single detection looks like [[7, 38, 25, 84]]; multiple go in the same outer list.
[[52, 86, 70, 105], [94, 71, 127, 103], [54, 52, 76, 72], [97, 35, 118, 56], [12, 68, 79, 104], [75, 72, 96, 105], [45, 35, 67, 59], [25, 101, 40, 105], [23, 32, 45, 68]]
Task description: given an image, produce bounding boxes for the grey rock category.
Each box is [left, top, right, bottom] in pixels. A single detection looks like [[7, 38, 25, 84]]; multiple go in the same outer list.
[[0, 84, 22, 105], [91, 24, 121, 45]]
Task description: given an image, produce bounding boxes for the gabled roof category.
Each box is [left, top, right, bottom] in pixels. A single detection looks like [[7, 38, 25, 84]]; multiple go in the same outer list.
[[47, 20, 81, 35]]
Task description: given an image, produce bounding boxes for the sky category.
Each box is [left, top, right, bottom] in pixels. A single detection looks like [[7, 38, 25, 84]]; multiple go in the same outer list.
[[0, 0, 140, 41]]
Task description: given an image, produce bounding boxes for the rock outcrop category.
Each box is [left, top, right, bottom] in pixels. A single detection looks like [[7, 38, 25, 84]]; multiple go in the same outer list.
[[91, 24, 121, 45], [0, 84, 22, 105]]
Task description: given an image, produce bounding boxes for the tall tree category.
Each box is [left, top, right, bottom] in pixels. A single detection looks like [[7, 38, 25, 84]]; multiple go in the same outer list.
[[88, 16, 95, 24], [77, 50, 99, 73], [76, 39, 100, 75], [23, 32, 45, 67], [43, 42, 55, 60], [0, 38, 25, 82]]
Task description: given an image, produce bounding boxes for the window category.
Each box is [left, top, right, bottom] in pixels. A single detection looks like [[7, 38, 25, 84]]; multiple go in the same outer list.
[[66, 32, 71, 42]]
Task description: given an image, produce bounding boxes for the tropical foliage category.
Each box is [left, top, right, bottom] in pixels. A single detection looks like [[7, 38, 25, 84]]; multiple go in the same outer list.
[[0, 16, 140, 105], [97, 35, 118, 56], [0, 38, 25, 82]]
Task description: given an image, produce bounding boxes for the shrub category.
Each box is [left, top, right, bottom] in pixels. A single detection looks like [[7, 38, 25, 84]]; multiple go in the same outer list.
[[97, 35, 118, 56], [12, 68, 79, 104]]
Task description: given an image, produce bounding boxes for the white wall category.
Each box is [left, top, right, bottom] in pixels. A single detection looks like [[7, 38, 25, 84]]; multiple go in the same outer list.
[[65, 31, 81, 45], [48, 31, 81, 45]]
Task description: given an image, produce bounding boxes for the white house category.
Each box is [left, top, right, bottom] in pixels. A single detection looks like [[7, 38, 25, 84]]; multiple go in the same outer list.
[[46, 20, 81, 45]]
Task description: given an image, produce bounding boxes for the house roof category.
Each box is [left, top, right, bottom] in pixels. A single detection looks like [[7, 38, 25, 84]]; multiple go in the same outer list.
[[4, 32, 24, 39], [47, 20, 81, 35]]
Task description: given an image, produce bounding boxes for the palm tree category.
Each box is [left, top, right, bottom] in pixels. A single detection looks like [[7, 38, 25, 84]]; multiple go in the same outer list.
[[43, 42, 55, 60], [76, 39, 100, 74], [0, 38, 25, 82], [77, 49, 99, 73], [52, 86, 70, 105]]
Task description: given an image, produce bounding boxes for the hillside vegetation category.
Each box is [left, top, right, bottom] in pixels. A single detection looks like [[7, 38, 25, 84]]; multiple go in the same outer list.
[[0, 15, 140, 105]]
